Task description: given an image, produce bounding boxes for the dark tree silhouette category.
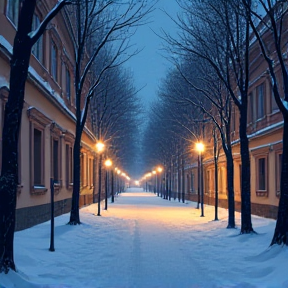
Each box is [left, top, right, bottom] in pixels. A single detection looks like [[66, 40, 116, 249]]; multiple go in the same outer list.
[[0, 0, 71, 273]]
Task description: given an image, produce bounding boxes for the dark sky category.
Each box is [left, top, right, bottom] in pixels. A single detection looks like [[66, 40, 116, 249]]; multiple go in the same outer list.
[[125, 0, 180, 109]]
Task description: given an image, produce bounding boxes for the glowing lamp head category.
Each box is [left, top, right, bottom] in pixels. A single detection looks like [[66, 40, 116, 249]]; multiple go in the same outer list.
[[105, 159, 112, 167], [96, 141, 105, 153], [196, 142, 204, 153], [157, 167, 163, 173]]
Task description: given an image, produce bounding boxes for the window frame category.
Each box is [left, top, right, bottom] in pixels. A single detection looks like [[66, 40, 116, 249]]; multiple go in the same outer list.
[[27, 107, 51, 195], [252, 147, 269, 197], [32, 13, 44, 64], [6, 0, 20, 27], [256, 83, 265, 120], [50, 39, 58, 81]]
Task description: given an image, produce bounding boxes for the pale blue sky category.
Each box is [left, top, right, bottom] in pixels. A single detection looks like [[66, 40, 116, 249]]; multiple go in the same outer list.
[[125, 0, 180, 109]]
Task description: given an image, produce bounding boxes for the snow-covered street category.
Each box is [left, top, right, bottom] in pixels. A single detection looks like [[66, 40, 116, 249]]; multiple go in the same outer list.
[[1, 188, 288, 288]]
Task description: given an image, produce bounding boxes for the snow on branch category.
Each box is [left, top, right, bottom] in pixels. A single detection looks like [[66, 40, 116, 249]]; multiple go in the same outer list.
[[29, 0, 72, 46]]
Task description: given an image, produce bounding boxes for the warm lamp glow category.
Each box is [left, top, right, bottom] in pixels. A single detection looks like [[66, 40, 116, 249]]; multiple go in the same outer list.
[[157, 167, 163, 173], [105, 159, 112, 167], [196, 142, 205, 153], [96, 141, 105, 153], [152, 170, 156, 174]]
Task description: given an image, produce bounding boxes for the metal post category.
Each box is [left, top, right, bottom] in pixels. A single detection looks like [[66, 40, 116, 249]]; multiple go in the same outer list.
[[111, 170, 114, 203], [97, 153, 102, 216], [197, 154, 200, 209], [104, 169, 108, 210], [49, 178, 55, 252], [200, 153, 204, 217]]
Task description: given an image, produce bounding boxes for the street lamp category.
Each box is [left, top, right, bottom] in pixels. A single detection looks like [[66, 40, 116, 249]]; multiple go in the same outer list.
[[196, 142, 205, 217], [104, 159, 112, 210], [96, 141, 105, 216]]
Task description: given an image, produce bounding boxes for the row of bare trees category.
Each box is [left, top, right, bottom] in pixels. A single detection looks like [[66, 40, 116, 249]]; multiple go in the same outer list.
[[143, 0, 288, 246], [0, 0, 153, 274]]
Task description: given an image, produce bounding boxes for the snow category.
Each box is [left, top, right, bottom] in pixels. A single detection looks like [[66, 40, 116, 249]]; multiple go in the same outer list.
[[1, 188, 288, 288]]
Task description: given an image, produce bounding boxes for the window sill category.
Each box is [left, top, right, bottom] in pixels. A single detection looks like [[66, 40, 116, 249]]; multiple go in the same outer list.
[[256, 190, 268, 197], [31, 186, 48, 195]]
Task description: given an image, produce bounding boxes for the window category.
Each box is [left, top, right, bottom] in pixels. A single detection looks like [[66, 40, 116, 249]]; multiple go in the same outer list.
[[256, 84, 265, 119], [65, 144, 73, 188], [28, 107, 51, 194], [88, 158, 93, 188], [276, 153, 282, 196], [34, 128, 43, 186], [51, 40, 58, 81], [258, 158, 266, 191], [231, 106, 236, 132], [32, 14, 43, 63], [248, 93, 254, 123], [6, 0, 20, 26], [81, 152, 87, 187], [206, 170, 210, 193], [66, 67, 71, 101]]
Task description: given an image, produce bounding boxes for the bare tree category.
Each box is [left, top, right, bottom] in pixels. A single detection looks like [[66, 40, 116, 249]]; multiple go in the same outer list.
[[170, 55, 236, 228], [164, 0, 254, 233], [0, 0, 71, 274], [68, 0, 154, 224], [243, 0, 288, 245]]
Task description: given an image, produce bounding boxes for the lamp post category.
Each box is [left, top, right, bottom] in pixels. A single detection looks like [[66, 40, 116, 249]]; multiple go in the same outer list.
[[104, 159, 112, 210], [116, 169, 121, 193], [196, 142, 205, 217], [111, 168, 115, 203], [157, 167, 163, 196], [96, 141, 105, 216], [152, 170, 156, 194]]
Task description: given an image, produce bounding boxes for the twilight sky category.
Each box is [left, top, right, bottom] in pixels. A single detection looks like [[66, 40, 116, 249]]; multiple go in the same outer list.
[[125, 0, 180, 109]]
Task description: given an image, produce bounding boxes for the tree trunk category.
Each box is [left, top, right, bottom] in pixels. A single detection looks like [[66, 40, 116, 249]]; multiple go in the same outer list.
[[271, 116, 288, 245], [0, 0, 35, 273], [68, 133, 82, 224], [178, 155, 181, 202], [214, 156, 219, 221], [226, 151, 235, 228], [182, 155, 185, 203], [239, 107, 254, 233]]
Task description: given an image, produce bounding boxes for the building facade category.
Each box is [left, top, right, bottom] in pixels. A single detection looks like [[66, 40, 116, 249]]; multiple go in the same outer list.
[[182, 19, 286, 220], [0, 0, 96, 230]]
